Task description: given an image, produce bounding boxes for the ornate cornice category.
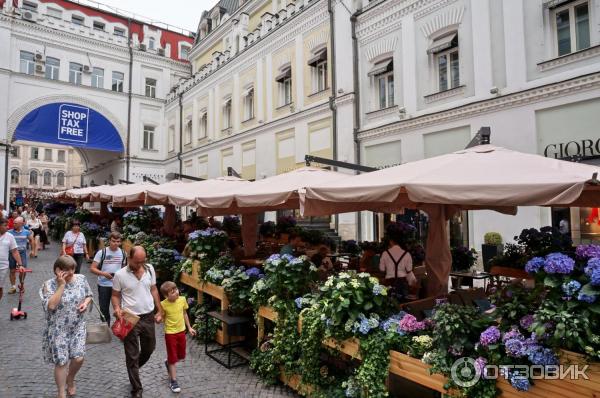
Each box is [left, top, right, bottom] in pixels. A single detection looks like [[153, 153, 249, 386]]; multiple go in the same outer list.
[[365, 36, 399, 61], [413, 0, 459, 20], [419, 5, 464, 38], [424, 85, 466, 103], [356, 0, 428, 43], [334, 93, 355, 107], [538, 45, 600, 72], [357, 73, 600, 142], [365, 105, 399, 121]]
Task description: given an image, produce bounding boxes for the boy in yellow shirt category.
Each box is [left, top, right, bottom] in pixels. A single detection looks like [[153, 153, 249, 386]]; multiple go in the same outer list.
[[160, 281, 197, 393]]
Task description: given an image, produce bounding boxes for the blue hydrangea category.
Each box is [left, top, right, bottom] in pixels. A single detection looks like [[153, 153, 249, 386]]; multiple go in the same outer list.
[[585, 258, 600, 286], [245, 267, 261, 278], [281, 254, 295, 263], [527, 346, 558, 366], [577, 292, 597, 304], [380, 312, 407, 334], [525, 257, 545, 273], [562, 280, 582, 296], [267, 254, 281, 262], [294, 297, 303, 309], [505, 338, 527, 357], [544, 253, 575, 274], [480, 326, 501, 346], [372, 284, 384, 296], [509, 372, 530, 392]]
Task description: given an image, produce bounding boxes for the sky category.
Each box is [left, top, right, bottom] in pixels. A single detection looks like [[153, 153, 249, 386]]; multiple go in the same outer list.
[[95, 0, 219, 33]]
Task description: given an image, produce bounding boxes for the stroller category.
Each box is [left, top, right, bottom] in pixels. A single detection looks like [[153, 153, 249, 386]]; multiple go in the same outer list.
[[10, 267, 32, 320]]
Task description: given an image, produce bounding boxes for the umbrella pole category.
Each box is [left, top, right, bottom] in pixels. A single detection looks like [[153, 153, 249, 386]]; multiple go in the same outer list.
[[422, 204, 453, 296], [241, 213, 258, 257]]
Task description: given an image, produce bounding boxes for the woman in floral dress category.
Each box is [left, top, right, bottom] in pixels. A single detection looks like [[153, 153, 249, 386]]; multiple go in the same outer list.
[[40, 255, 92, 398]]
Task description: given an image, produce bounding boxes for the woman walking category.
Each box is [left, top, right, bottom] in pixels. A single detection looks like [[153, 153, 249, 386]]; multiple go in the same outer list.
[[39, 211, 49, 250], [61, 221, 89, 274], [27, 212, 42, 257], [40, 255, 93, 398]]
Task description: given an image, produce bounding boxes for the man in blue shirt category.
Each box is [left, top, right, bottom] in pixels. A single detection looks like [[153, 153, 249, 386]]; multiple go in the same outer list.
[[8, 217, 33, 294], [279, 232, 303, 256]]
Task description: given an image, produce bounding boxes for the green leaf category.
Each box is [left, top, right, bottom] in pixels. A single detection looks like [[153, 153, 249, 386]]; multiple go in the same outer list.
[[544, 275, 561, 288], [581, 283, 600, 296]]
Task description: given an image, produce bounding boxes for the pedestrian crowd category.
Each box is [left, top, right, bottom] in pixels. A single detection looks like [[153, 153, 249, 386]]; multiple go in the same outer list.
[[0, 203, 196, 398]]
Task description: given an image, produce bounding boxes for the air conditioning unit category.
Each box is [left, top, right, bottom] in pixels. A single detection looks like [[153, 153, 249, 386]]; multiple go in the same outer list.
[[157, 48, 165, 56], [22, 10, 36, 22], [139, 43, 147, 51], [83, 65, 91, 74], [35, 64, 45, 74], [35, 52, 45, 62]]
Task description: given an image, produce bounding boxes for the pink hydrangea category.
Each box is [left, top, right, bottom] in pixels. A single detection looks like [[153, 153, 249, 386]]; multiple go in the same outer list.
[[398, 314, 426, 333]]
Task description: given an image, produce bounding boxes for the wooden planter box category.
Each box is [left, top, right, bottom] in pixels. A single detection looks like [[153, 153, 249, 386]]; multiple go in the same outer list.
[[388, 351, 449, 394], [179, 260, 202, 291], [323, 337, 361, 359]]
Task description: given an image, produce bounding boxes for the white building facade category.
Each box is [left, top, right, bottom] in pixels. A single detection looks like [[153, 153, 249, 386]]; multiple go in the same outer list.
[[352, 0, 600, 248], [0, 0, 194, 205]]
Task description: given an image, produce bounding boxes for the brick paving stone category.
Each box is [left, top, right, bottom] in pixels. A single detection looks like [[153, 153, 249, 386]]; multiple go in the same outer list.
[[0, 243, 299, 398]]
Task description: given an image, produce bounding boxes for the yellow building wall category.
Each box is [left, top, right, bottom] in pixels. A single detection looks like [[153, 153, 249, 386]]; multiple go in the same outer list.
[[308, 118, 333, 159], [241, 140, 256, 180], [198, 155, 209, 179]]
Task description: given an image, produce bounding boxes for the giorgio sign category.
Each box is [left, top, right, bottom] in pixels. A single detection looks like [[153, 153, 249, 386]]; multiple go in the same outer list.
[[543, 139, 600, 159]]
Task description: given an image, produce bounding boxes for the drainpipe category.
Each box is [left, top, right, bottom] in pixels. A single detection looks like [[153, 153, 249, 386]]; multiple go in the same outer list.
[[328, 0, 339, 234], [1, 144, 9, 207], [178, 93, 183, 177], [125, 18, 133, 181], [351, 11, 362, 240]]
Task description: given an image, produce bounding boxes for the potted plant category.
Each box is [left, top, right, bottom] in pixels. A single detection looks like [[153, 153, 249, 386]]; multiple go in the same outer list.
[[482, 232, 503, 272], [451, 246, 478, 289], [276, 215, 297, 242], [259, 221, 276, 240]]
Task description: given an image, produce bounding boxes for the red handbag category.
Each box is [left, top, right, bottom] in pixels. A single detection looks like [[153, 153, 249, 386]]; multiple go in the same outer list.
[[111, 317, 134, 341]]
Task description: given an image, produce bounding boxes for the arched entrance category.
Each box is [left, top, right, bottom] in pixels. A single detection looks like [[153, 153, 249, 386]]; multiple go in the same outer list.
[[5, 95, 126, 204]]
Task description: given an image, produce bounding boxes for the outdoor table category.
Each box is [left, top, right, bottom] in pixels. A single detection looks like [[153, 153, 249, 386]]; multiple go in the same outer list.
[[449, 271, 492, 291], [204, 310, 251, 369]]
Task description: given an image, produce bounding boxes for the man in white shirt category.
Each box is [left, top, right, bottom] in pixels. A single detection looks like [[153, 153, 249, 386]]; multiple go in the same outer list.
[[111, 246, 163, 398], [90, 232, 127, 325], [0, 203, 8, 219], [0, 218, 23, 302]]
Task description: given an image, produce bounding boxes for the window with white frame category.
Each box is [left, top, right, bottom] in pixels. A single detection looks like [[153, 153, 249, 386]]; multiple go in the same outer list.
[[552, 0, 590, 57], [20, 51, 35, 75], [275, 66, 292, 106], [168, 126, 175, 152], [29, 170, 38, 186], [112, 71, 124, 92], [148, 37, 155, 50], [22, 1, 37, 11], [222, 98, 232, 130], [308, 49, 327, 93], [428, 32, 459, 92], [69, 62, 82, 85], [44, 148, 52, 161], [43, 171, 52, 186], [199, 112, 207, 139], [30, 147, 39, 160], [56, 172, 65, 186], [45, 57, 59, 80], [47, 7, 62, 19], [71, 14, 85, 25], [114, 27, 126, 37], [368, 58, 394, 110], [91, 67, 104, 88], [145, 78, 157, 98], [57, 150, 65, 162], [10, 170, 19, 184], [243, 88, 254, 120], [185, 120, 192, 144], [143, 125, 155, 150]]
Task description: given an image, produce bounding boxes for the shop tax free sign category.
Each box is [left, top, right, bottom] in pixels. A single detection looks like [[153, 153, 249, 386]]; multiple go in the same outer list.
[[58, 104, 89, 144]]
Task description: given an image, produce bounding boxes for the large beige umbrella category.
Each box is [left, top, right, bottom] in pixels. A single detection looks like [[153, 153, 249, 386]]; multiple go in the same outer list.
[[144, 177, 251, 206], [88, 183, 152, 205], [302, 145, 600, 295], [196, 167, 351, 216], [63, 186, 105, 202]]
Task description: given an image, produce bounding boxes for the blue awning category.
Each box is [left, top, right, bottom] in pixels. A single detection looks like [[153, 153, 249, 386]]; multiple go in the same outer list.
[[14, 102, 124, 152]]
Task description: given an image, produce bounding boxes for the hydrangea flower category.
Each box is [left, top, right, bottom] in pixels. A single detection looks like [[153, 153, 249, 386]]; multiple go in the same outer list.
[[480, 326, 501, 346], [294, 297, 303, 309], [398, 314, 426, 333], [576, 244, 600, 260], [525, 257, 545, 273], [502, 328, 524, 343], [505, 338, 527, 357], [578, 292, 597, 304], [527, 346, 558, 366], [585, 258, 600, 286], [245, 267, 262, 278], [509, 372, 530, 392], [381, 312, 407, 334], [543, 253, 575, 274], [412, 335, 433, 349], [474, 357, 487, 375], [562, 280, 582, 296], [520, 314, 534, 330], [372, 284, 385, 296]]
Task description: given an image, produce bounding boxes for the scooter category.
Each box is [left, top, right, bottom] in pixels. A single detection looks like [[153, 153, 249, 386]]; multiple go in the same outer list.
[[10, 267, 32, 320]]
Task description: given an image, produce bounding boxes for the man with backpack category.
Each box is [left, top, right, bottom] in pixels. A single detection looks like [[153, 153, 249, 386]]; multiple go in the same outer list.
[[90, 232, 127, 325]]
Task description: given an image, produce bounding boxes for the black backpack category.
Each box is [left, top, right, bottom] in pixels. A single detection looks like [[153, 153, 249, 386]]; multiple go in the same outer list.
[[98, 248, 127, 271]]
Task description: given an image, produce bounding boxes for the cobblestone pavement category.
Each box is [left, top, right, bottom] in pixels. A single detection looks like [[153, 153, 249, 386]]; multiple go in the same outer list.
[[0, 243, 298, 398]]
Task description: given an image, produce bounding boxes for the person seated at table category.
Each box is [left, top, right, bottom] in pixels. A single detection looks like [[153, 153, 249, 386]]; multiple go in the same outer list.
[[280, 232, 303, 256], [227, 239, 245, 263], [311, 244, 334, 272], [379, 227, 416, 302]]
